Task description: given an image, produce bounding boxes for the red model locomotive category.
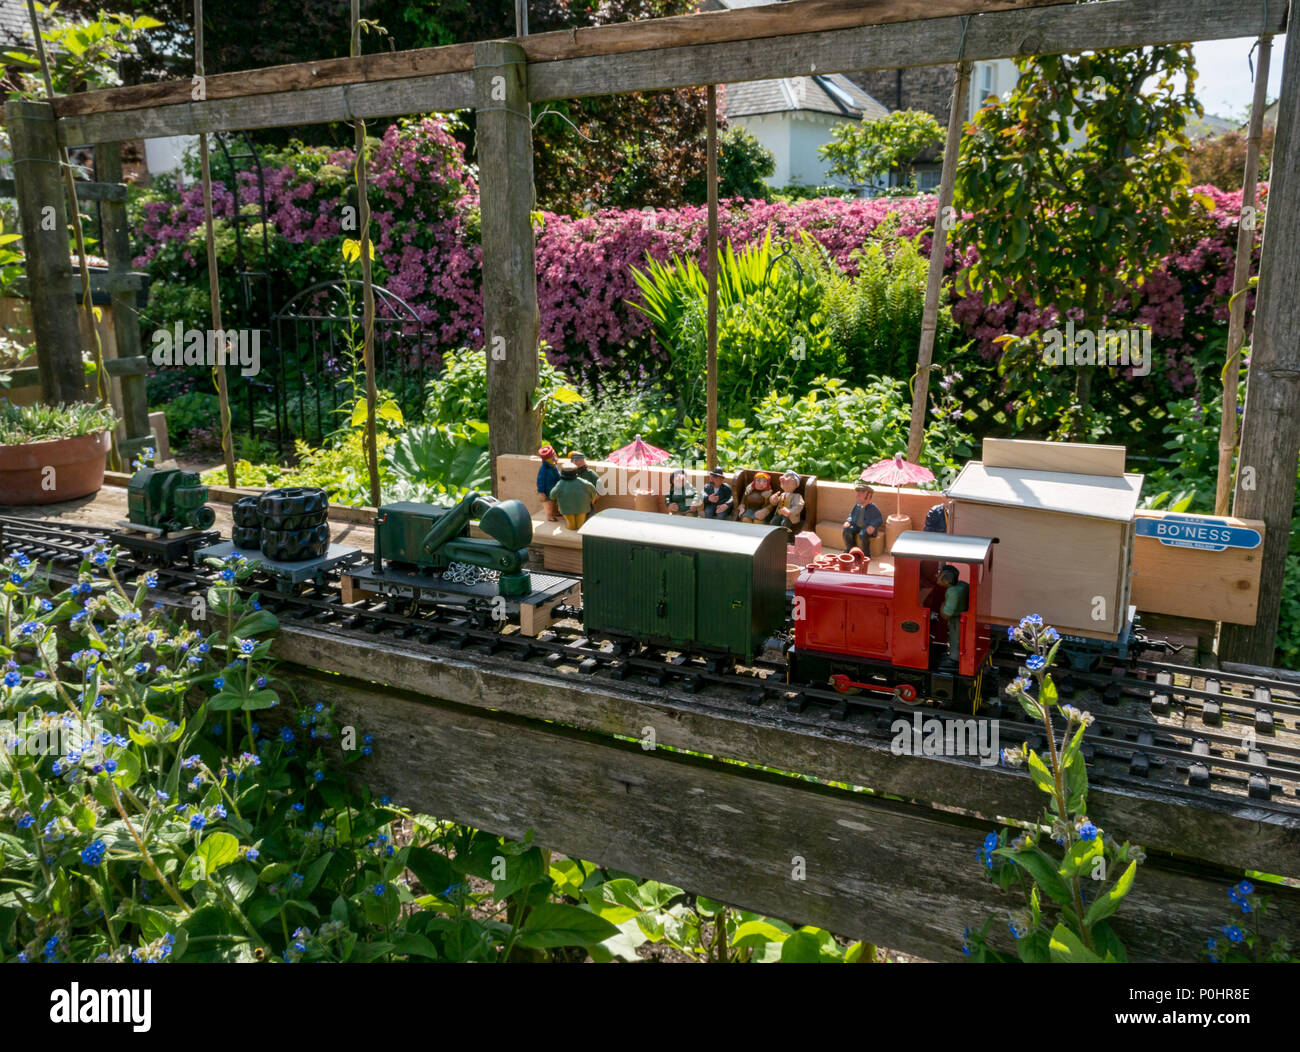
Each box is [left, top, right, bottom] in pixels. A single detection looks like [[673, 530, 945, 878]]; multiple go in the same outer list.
[[788, 531, 998, 711]]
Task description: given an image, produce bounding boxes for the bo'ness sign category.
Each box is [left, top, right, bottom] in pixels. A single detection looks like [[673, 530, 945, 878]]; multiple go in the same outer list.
[[1136, 514, 1263, 552]]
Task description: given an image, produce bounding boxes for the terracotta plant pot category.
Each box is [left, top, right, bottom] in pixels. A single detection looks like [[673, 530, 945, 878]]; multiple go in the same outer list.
[[786, 563, 802, 588], [0, 430, 111, 506]]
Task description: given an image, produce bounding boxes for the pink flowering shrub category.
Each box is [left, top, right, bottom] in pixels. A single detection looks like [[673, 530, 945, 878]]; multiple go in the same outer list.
[[132, 116, 481, 352], [133, 116, 1258, 417]]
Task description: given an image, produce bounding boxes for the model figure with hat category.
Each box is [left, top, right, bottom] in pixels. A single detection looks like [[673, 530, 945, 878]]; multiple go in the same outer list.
[[842, 482, 883, 551], [536, 446, 562, 521], [568, 451, 601, 490], [692, 467, 734, 519], [769, 470, 805, 537], [549, 460, 600, 531]]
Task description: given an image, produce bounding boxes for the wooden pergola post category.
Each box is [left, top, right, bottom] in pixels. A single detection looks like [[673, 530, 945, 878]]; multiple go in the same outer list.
[[352, 0, 380, 509], [1220, 21, 1300, 666], [194, 0, 237, 486], [706, 83, 719, 470], [6, 100, 82, 404], [906, 60, 971, 464], [95, 141, 152, 463], [1215, 35, 1272, 516], [475, 40, 542, 492]]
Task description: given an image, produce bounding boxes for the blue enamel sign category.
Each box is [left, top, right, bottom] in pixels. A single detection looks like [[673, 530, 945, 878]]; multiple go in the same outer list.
[[1136, 514, 1262, 552]]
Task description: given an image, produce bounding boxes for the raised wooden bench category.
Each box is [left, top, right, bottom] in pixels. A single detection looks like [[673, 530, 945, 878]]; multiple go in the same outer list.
[[498, 454, 951, 573], [496, 455, 764, 574], [813, 481, 945, 554]]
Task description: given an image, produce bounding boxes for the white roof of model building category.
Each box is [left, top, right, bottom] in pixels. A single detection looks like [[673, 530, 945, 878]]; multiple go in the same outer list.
[[948, 462, 1144, 522]]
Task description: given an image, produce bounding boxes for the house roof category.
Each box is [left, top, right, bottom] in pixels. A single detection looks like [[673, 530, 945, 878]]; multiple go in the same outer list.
[[725, 73, 889, 121], [0, 0, 30, 46]]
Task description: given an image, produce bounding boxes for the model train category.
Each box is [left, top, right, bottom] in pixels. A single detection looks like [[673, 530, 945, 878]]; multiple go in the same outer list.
[[115, 427, 1237, 715], [109, 468, 1044, 712]]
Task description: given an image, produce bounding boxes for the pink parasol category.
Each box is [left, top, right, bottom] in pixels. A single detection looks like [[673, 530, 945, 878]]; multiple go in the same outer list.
[[606, 434, 672, 467], [860, 453, 935, 518]]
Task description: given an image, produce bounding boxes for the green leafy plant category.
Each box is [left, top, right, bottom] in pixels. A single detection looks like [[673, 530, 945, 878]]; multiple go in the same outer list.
[[631, 232, 842, 423], [683, 125, 777, 204], [717, 375, 971, 483], [543, 378, 697, 464], [425, 344, 568, 427], [965, 615, 1145, 963], [5, 3, 162, 99], [0, 214, 25, 300], [1137, 395, 1223, 512], [803, 228, 960, 383], [0, 399, 116, 444], [819, 108, 945, 190], [382, 423, 490, 504], [1204, 880, 1297, 963], [0, 544, 624, 962], [552, 862, 875, 963], [955, 46, 1203, 427], [990, 331, 1113, 443]]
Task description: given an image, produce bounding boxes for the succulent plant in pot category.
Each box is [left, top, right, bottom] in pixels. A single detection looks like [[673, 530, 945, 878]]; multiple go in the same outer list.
[[0, 399, 118, 505]]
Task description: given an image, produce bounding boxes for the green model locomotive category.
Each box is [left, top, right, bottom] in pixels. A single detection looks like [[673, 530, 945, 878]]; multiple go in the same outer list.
[[126, 467, 216, 534]]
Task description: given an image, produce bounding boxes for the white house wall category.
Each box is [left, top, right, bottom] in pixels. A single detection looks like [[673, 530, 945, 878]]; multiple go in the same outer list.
[[732, 111, 861, 191]]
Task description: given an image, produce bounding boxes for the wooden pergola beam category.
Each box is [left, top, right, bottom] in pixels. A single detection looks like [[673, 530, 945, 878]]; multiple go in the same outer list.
[[52, 0, 1068, 120], [54, 0, 1287, 145]]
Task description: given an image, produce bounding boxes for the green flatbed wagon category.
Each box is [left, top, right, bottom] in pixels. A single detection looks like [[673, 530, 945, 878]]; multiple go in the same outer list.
[[580, 509, 787, 663]]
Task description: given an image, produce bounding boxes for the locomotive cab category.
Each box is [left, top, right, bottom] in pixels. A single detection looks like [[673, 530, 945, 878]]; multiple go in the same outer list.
[[888, 532, 996, 684]]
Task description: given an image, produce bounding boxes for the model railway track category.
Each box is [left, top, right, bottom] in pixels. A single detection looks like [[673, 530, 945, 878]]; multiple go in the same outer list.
[[4, 515, 1299, 813]]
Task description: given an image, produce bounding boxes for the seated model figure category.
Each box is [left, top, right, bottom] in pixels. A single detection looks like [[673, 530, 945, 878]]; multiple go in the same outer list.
[[692, 467, 734, 519], [738, 472, 775, 524], [665, 469, 696, 515], [768, 470, 805, 538], [549, 461, 599, 531], [842, 482, 883, 551]]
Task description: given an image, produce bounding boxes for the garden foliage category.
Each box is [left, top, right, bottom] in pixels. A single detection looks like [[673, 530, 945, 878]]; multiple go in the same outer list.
[[133, 125, 1258, 438], [0, 544, 871, 963], [966, 617, 1145, 962]]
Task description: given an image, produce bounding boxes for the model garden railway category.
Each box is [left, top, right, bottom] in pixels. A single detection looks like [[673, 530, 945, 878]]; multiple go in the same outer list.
[[5, 513, 1300, 815]]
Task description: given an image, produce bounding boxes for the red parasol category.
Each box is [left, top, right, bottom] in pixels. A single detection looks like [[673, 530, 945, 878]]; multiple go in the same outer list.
[[860, 453, 935, 518], [606, 434, 672, 467]]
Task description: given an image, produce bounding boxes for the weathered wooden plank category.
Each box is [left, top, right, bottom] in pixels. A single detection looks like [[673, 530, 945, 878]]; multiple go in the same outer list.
[[0, 178, 127, 201], [267, 624, 1300, 878], [58, 72, 476, 146], [526, 0, 1288, 100], [5, 101, 83, 404], [1219, 22, 1300, 665], [0, 356, 148, 390], [52, 0, 1069, 119], [53, 0, 1287, 143], [54, 45, 477, 120], [476, 42, 543, 487], [281, 665, 1300, 962], [93, 143, 151, 446]]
